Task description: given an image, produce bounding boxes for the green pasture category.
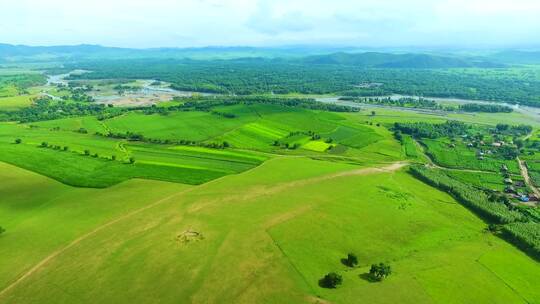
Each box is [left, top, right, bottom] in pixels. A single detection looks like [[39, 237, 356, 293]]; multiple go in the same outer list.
[[0, 158, 537, 303]]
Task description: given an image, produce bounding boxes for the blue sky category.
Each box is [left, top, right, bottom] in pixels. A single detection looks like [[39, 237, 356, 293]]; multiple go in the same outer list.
[[1, 0, 539, 48]]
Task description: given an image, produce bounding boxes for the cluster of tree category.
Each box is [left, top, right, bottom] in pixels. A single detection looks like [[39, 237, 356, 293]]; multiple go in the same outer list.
[[320, 254, 392, 288], [40, 141, 69, 151], [410, 165, 524, 224], [94, 131, 230, 149], [65, 59, 540, 107], [319, 272, 343, 289], [393, 121, 470, 139], [458, 103, 513, 113], [0, 74, 46, 93], [0, 98, 126, 123], [410, 165, 540, 260], [53, 83, 95, 102], [502, 221, 540, 259], [369, 263, 392, 281], [342, 253, 358, 267], [210, 110, 236, 118], [341, 96, 446, 110], [341, 97, 514, 114], [113, 84, 139, 95], [494, 124, 533, 137]]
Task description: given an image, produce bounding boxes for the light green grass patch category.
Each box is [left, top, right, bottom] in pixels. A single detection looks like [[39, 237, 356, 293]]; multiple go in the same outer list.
[[302, 140, 333, 152]]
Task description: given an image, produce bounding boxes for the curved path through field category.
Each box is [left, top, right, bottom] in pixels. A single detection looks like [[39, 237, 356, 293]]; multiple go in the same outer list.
[[0, 159, 407, 299]]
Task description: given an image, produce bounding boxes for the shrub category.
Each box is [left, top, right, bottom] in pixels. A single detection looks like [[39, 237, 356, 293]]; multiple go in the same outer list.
[[343, 253, 358, 267], [369, 263, 392, 281], [84, 149, 90, 156], [0, 226, 5, 235], [14, 138, 22, 144], [319, 272, 343, 288], [40, 142, 48, 147]]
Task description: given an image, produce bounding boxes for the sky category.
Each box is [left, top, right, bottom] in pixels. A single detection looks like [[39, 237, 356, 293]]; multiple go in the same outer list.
[[1, 0, 539, 48]]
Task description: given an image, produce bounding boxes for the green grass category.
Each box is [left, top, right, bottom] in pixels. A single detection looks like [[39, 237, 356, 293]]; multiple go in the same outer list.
[[422, 138, 520, 173], [302, 140, 333, 152], [0, 158, 537, 303], [445, 170, 507, 191], [401, 135, 419, 159], [0, 103, 397, 187], [0, 122, 267, 187]]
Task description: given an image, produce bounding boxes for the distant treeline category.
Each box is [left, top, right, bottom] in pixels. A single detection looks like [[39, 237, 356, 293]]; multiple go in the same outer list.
[[340, 96, 513, 113], [410, 165, 539, 260], [0, 74, 46, 94], [94, 131, 231, 150], [393, 121, 470, 139], [458, 103, 513, 113], [0, 96, 356, 123], [0, 98, 127, 123], [65, 59, 540, 107]]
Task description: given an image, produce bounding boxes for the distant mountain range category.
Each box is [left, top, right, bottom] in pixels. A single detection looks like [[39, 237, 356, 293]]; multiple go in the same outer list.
[[1, 43, 539, 67], [488, 50, 540, 64], [300, 52, 505, 68]]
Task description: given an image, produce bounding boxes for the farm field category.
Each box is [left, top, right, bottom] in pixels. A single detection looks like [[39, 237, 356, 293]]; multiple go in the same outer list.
[[1, 158, 538, 304], [1, 51, 540, 304]]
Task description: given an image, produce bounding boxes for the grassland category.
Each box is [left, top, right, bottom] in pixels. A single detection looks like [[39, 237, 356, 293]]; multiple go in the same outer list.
[[1, 158, 538, 303], [1, 69, 539, 304]]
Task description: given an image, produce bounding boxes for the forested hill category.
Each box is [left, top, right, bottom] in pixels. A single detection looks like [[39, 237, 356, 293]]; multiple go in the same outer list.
[[0, 43, 535, 66], [301, 52, 504, 68], [489, 50, 540, 64]]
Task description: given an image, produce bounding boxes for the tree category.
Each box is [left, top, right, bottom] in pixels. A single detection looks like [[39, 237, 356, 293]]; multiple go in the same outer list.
[[343, 253, 358, 267], [319, 272, 343, 288], [369, 263, 392, 281], [129, 157, 136, 164], [514, 138, 524, 149], [14, 138, 22, 144], [371, 111, 376, 116], [111, 155, 117, 161], [63, 146, 69, 151], [40, 141, 48, 147], [0, 226, 5, 235], [84, 149, 90, 156]]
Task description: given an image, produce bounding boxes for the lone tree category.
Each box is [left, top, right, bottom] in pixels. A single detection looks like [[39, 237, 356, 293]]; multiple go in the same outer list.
[[319, 272, 343, 288], [0, 226, 5, 236], [40, 142, 48, 148], [369, 263, 392, 281], [14, 138, 22, 144], [371, 111, 376, 116], [343, 253, 358, 267], [129, 157, 136, 164]]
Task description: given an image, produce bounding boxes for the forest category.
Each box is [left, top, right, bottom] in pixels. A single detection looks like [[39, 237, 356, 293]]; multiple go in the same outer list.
[[64, 59, 540, 106]]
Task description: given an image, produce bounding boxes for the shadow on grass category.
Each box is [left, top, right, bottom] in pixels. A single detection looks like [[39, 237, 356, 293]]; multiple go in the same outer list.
[[340, 258, 352, 267], [359, 273, 379, 283]]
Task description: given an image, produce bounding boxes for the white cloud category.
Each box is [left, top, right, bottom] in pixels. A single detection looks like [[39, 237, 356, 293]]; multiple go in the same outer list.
[[0, 0, 538, 47]]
